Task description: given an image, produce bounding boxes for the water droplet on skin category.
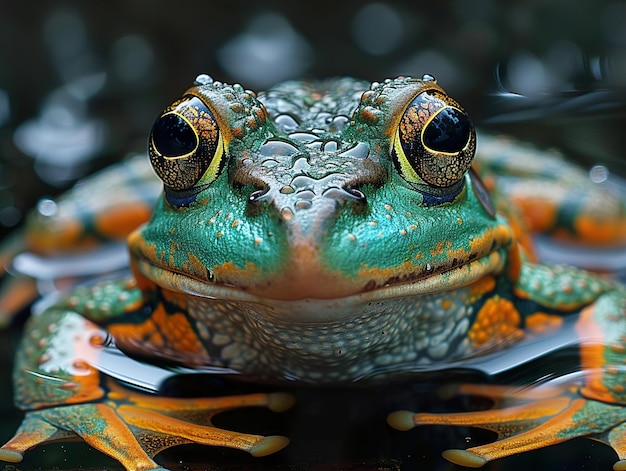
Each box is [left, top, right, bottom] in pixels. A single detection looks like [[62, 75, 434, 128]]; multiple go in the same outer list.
[[275, 114, 299, 133], [589, 165, 609, 183], [194, 74, 213, 85], [329, 115, 349, 132], [339, 142, 369, 159], [324, 141, 338, 153], [260, 140, 298, 157], [37, 198, 58, 217], [280, 207, 294, 220]]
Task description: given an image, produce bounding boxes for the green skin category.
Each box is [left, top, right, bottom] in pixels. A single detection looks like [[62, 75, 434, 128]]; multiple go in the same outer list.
[[137, 77, 502, 299], [1, 76, 625, 471]]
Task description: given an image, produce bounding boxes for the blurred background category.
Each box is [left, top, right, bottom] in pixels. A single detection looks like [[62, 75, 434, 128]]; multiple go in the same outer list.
[[0, 0, 625, 237], [0, 2, 625, 469]]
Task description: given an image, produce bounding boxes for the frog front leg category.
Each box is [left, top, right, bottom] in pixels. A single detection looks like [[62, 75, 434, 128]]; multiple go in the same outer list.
[[388, 264, 626, 469], [0, 278, 293, 471]]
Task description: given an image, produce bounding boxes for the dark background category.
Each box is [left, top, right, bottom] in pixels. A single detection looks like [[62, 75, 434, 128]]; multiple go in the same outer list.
[[0, 1, 625, 470]]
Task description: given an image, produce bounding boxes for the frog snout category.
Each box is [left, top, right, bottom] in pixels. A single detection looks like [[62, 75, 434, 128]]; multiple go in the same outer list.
[[241, 179, 373, 300]]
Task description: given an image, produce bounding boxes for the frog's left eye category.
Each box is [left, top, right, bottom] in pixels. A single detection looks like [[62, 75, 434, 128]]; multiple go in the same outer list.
[[149, 96, 223, 191], [393, 90, 476, 188]]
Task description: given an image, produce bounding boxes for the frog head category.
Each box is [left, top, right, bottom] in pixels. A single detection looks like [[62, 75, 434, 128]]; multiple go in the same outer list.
[[127, 75, 516, 379]]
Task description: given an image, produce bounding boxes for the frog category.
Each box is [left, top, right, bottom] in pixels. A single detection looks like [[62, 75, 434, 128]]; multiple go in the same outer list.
[[0, 74, 625, 471]]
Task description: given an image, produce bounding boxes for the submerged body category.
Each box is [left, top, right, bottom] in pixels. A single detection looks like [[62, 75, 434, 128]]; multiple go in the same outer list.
[[0, 75, 625, 470]]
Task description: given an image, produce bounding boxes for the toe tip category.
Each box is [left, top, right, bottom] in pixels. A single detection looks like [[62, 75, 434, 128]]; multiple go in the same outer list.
[[0, 449, 24, 463], [614, 459, 626, 471], [442, 449, 487, 468], [386, 410, 416, 431], [249, 435, 290, 457]]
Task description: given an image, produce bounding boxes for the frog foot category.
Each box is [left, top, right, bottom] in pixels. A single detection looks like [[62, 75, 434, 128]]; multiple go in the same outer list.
[[0, 379, 294, 471], [387, 382, 626, 470]]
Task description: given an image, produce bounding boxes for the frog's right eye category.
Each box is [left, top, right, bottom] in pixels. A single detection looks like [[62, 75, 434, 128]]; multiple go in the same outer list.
[[149, 96, 224, 192]]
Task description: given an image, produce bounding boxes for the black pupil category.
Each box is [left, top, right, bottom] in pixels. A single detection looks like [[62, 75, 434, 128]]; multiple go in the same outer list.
[[423, 107, 470, 153], [152, 114, 198, 157]]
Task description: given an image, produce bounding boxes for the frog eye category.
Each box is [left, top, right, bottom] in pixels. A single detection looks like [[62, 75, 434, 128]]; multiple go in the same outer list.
[[393, 90, 476, 188], [149, 96, 224, 191]]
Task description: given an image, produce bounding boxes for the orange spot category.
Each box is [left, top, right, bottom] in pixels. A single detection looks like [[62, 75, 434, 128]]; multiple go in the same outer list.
[[574, 216, 626, 245], [469, 297, 523, 348], [26, 219, 89, 254], [187, 252, 210, 280], [431, 241, 445, 256], [109, 303, 207, 364], [506, 244, 523, 281], [468, 275, 496, 297], [213, 260, 262, 284], [510, 195, 558, 234], [359, 107, 378, 123], [95, 203, 152, 240], [525, 312, 564, 334], [161, 288, 189, 310], [444, 224, 514, 268]]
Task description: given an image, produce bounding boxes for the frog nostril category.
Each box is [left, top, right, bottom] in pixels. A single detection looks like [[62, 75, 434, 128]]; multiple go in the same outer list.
[[248, 188, 269, 203], [345, 187, 366, 202], [246, 187, 272, 216], [322, 187, 367, 206], [249, 189, 268, 203]]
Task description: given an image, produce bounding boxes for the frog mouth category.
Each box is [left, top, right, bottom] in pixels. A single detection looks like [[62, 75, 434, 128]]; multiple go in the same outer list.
[[133, 247, 509, 323]]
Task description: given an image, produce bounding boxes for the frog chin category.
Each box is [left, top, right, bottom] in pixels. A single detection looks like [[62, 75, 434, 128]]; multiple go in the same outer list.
[[133, 247, 508, 323]]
